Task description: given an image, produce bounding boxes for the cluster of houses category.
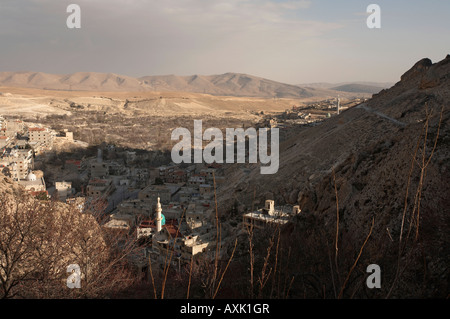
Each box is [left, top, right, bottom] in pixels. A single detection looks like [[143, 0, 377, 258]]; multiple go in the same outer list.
[[277, 98, 362, 122], [1, 114, 302, 278], [101, 158, 229, 273], [0, 114, 228, 274], [0, 116, 60, 196]]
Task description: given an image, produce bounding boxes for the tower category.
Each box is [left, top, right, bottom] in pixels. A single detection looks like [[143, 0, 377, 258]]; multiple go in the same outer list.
[[156, 197, 162, 232], [336, 96, 340, 115], [265, 200, 275, 215], [97, 148, 102, 163]]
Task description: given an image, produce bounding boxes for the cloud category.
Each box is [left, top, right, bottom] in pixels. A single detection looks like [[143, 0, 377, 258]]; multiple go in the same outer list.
[[0, 0, 343, 81]]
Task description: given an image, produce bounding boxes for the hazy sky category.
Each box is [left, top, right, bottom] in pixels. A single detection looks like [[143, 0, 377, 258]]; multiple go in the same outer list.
[[0, 0, 448, 84]]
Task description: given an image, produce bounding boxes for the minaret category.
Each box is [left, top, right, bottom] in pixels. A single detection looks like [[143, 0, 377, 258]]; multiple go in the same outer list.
[[156, 197, 162, 232]]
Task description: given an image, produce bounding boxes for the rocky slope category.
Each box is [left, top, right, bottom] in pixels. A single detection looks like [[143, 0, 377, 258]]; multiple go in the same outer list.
[[220, 55, 449, 298]]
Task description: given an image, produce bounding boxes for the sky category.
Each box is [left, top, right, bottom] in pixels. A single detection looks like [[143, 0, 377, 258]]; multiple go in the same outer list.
[[0, 0, 449, 84]]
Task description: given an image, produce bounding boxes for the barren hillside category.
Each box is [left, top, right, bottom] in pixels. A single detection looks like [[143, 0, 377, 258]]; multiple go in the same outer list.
[[222, 55, 449, 208], [219, 55, 450, 298], [0, 87, 300, 119], [139, 73, 349, 98], [0, 71, 370, 99]]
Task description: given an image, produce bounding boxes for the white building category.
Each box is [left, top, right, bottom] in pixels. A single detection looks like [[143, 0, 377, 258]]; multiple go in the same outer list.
[[0, 149, 34, 181], [18, 172, 46, 193], [243, 200, 301, 230], [55, 181, 73, 201]]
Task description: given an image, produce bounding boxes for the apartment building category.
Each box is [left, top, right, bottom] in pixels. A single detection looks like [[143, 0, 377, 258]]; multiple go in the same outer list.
[[28, 127, 54, 149], [0, 149, 34, 181], [86, 178, 115, 198]]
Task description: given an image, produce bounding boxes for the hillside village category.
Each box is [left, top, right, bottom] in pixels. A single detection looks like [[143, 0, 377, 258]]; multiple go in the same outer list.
[[0, 55, 448, 299], [262, 97, 366, 141], [0, 114, 302, 276]]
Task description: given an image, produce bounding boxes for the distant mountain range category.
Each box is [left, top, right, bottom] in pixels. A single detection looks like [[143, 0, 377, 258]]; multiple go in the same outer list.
[[329, 83, 386, 94], [0, 71, 388, 98], [298, 81, 394, 90]]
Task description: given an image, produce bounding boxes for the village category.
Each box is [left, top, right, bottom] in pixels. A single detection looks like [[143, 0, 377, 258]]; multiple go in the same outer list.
[[0, 114, 302, 277], [257, 97, 366, 141]]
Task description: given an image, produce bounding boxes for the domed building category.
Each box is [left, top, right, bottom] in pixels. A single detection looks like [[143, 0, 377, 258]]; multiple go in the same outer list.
[[26, 172, 37, 181], [18, 170, 46, 194]]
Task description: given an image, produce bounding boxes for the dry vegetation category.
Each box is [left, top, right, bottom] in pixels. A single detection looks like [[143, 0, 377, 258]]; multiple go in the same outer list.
[[0, 183, 141, 299]]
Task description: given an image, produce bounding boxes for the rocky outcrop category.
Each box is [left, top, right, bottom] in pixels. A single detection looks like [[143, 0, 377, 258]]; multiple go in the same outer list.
[[419, 54, 450, 89], [400, 58, 433, 82]]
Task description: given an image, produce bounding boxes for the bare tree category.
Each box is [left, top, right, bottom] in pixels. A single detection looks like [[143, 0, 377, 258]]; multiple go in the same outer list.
[[0, 189, 139, 299]]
